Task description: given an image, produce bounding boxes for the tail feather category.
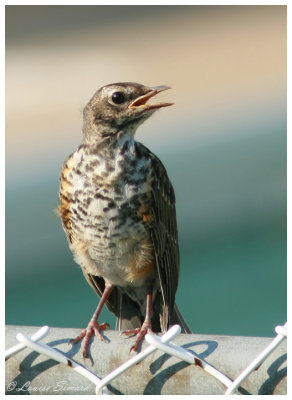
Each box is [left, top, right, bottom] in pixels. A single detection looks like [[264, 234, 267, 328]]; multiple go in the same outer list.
[[115, 291, 143, 331], [170, 303, 192, 333], [115, 292, 191, 334]]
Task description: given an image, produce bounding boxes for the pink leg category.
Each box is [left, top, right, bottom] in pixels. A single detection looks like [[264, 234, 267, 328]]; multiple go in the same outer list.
[[70, 284, 114, 359], [122, 292, 154, 352]]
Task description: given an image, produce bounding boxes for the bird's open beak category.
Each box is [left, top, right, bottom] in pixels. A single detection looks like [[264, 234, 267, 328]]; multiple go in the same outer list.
[[128, 85, 174, 111]]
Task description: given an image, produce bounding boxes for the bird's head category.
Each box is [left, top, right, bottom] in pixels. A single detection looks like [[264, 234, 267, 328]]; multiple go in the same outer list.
[[82, 82, 173, 145]]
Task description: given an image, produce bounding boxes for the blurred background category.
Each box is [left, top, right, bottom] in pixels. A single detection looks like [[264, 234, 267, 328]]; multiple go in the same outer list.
[[6, 5, 286, 337]]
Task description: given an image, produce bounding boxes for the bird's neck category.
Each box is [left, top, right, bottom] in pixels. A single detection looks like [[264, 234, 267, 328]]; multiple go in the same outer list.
[[83, 130, 137, 162], [81, 133, 139, 185]]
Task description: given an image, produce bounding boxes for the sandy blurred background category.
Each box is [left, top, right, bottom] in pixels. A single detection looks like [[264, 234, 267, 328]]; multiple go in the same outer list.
[[6, 5, 286, 337]]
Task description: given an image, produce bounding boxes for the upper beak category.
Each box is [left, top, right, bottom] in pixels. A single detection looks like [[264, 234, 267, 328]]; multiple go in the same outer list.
[[128, 85, 174, 110]]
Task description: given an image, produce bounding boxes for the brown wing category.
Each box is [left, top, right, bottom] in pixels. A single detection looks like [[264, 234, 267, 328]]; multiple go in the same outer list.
[[144, 145, 180, 330]]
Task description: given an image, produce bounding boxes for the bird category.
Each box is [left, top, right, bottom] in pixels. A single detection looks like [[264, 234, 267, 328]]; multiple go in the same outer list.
[[58, 82, 191, 359]]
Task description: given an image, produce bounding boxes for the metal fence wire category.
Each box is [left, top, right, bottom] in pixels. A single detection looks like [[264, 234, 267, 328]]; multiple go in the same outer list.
[[5, 322, 286, 395]]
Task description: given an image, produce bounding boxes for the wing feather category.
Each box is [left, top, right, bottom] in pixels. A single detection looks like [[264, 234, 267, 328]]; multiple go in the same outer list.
[[140, 144, 180, 327]]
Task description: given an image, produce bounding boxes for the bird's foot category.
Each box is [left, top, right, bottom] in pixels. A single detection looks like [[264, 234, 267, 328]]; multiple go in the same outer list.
[[122, 319, 153, 352], [70, 320, 110, 359]]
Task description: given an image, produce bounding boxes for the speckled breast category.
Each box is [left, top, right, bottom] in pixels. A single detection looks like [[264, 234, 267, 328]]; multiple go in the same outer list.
[[59, 140, 156, 287]]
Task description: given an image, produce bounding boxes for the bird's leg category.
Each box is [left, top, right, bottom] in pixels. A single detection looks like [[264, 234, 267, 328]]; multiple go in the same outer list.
[[70, 284, 114, 359], [122, 291, 154, 352]]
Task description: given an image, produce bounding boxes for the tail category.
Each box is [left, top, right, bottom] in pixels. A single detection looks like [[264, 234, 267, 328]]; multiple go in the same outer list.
[[115, 292, 143, 331], [115, 292, 191, 334], [170, 303, 192, 333]]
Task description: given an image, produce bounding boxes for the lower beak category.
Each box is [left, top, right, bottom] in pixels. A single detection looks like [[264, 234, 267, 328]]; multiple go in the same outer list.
[[128, 85, 174, 110]]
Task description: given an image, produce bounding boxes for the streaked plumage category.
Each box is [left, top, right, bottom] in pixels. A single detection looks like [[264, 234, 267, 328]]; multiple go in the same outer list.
[[58, 82, 190, 358]]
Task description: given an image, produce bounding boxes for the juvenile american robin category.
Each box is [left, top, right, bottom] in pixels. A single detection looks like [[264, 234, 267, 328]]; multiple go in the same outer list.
[[58, 82, 191, 358]]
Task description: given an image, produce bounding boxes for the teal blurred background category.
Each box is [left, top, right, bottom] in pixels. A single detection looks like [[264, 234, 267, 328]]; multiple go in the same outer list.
[[6, 5, 286, 337]]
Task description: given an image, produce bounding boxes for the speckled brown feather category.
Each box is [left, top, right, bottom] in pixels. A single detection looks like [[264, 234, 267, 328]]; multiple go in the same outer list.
[[58, 82, 191, 350], [132, 143, 180, 331]]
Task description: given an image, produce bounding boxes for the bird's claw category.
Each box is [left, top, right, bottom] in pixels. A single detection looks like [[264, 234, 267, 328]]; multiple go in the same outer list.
[[69, 320, 110, 359], [122, 320, 153, 352]]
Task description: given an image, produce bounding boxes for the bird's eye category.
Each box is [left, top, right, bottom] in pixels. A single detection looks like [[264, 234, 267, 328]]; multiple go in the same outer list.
[[111, 91, 126, 105]]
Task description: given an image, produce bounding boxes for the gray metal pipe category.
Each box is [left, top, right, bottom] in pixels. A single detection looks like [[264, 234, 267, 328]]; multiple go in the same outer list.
[[5, 325, 286, 395]]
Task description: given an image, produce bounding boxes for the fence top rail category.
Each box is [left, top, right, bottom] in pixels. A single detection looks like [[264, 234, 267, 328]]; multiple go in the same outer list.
[[5, 324, 287, 395]]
